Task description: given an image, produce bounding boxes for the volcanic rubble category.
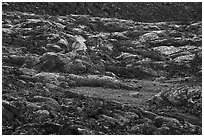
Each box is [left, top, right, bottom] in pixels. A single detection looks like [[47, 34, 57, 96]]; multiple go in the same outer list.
[[2, 7, 202, 135]]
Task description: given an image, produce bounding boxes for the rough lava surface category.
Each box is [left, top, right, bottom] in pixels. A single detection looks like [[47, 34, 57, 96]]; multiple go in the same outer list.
[[2, 2, 202, 135]]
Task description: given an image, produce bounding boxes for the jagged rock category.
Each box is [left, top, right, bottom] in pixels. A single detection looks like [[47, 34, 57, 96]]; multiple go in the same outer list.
[[31, 96, 61, 111], [34, 52, 94, 74], [149, 85, 202, 116]]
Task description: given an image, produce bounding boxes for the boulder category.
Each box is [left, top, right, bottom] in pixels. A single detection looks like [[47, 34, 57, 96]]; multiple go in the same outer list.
[[164, 89, 188, 106], [72, 35, 87, 52], [34, 52, 71, 72], [70, 59, 89, 74], [173, 54, 194, 63], [149, 85, 202, 116], [2, 100, 23, 121], [113, 114, 130, 126], [31, 96, 61, 111], [33, 72, 65, 85], [154, 116, 181, 128], [33, 109, 50, 121], [153, 46, 180, 56], [147, 92, 164, 106]]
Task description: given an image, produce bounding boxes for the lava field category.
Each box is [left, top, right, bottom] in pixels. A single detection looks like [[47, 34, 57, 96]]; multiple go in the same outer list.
[[2, 2, 202, 135]]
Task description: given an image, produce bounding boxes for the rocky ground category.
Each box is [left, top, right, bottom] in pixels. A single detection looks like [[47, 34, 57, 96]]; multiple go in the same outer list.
[[2, 2, 202, 135]]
